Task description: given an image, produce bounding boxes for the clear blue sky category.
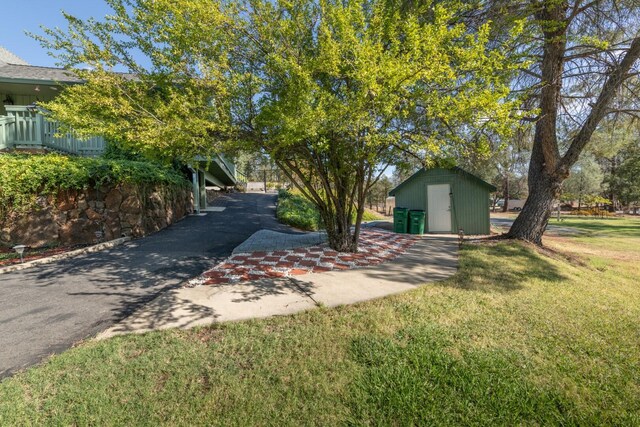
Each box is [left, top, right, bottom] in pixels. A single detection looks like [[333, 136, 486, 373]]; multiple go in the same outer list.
[[0, 1, 113, 67]]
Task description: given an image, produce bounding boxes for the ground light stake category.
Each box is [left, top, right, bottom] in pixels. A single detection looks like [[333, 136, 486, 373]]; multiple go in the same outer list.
[[13, 244, 26, 263]]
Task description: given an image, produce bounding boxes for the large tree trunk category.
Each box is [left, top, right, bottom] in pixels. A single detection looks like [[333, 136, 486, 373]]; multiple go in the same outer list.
[[506, 2, 640, 244], [507, 2, 566, 243], [507, 160, 562, 244], [321, 207, 355, 252], [318, 199, 368, 252], [326, 227, 354, 252]]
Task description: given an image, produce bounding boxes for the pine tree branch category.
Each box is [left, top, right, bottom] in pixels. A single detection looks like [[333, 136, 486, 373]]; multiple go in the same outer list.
[[559, 36, 640, 172]]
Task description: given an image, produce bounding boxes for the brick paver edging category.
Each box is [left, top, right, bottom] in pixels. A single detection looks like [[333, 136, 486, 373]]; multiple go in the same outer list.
[[191, 229, 420, 286]]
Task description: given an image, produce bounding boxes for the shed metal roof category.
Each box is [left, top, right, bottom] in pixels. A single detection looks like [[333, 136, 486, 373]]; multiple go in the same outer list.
[[389, 167, 497, 196]]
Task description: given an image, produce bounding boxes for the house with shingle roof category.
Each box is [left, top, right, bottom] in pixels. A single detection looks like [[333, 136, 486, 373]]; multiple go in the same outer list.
[[0, 46, 82, 115], [0, 47, 97, 156], [0, 46, 238, 211]]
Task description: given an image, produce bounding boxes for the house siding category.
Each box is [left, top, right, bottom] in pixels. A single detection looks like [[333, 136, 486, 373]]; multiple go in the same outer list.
[[0, 92, 57, 115]]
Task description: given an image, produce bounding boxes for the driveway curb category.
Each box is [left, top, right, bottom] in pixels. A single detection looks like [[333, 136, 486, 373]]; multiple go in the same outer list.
[[0, 237, 131, 275]]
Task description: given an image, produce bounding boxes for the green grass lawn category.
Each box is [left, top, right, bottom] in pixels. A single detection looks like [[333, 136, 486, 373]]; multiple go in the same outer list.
[[1, 219, 639, 425], [548, 215, 640, 234]]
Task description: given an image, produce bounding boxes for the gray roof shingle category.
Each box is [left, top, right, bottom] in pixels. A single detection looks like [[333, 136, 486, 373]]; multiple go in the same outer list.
[[0, 46, 143, 85], [0, 63, 83, 84], [0, 45, 82, 84]]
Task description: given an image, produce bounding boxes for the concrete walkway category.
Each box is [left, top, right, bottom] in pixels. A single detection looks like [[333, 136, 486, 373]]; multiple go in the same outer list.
[[233, 229, 326, 254], [0, 192, 291, 379], [99, 235, 458, 338]]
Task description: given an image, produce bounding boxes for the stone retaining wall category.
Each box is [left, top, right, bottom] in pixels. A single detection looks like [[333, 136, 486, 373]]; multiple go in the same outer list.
[[1, 183, 193, 248]]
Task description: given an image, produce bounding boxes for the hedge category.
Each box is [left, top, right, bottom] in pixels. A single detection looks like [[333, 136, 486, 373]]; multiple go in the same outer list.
[[276, 189, 384, 231], [0, 153, 190, 214]]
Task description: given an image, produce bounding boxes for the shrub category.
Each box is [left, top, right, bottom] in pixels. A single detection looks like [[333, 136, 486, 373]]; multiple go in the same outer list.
[[362, 210, 384, 221], [569, 210, 593, 216], [569, 209, 616, 217], [235, 182, 247, 193], [276, 189, 321, 230], [276, 189, 384, 230], [0, 153, 189, 214], [278, 188, 292, 199]]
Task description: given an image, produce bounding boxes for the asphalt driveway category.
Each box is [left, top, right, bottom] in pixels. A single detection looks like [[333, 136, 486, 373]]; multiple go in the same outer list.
[[0, 192, 289, 379]]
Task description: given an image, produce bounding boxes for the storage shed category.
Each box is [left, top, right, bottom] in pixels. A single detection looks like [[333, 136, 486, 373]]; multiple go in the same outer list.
[[389, 167, 496, 235]]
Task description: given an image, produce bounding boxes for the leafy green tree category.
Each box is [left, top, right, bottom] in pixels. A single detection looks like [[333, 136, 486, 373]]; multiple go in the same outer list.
[[561, 156, 604, 210], [391, 156, 423, 187], [36, 0, 522, 251], [366, 175, 394, 213], [588, 117, 639, 209], [583, 195, 610, 212], [461, 124, 531, 211], [607, 145, 640, 212], [235, 151, 279, 183]]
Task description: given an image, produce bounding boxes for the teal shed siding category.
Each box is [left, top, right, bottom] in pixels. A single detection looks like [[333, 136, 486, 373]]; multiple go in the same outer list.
[[390, 168, 495, 235]]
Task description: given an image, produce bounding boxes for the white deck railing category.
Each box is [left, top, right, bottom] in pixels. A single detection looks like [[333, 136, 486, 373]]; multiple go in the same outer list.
[[1, 106, 238, 186], [0, 115, 15, 151], [2, 106, 106, 156]]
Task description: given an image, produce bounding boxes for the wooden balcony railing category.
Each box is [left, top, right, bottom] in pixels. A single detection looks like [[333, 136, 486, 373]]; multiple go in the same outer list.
[[1, 106, 106, 156], [0, 115, 15, 151], [1, 106, 238, 186]]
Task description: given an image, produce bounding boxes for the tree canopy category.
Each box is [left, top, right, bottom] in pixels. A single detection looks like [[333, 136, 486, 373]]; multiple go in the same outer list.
[[561, 155, 605, 209], [607, 143, 640, 210], [492, 0, 640, 243], [37, 0, 524, 251]]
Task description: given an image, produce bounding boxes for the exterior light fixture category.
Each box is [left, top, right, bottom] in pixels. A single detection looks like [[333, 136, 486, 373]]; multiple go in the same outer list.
[[34, 85, 40, 92], [13, 245, 27, 263]]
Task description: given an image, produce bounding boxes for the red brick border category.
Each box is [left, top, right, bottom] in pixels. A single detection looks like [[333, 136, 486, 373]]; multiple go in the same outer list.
[[199, 228, 420, 286]]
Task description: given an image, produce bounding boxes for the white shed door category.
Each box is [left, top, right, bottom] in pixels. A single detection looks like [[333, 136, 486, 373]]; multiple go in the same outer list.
[[427, 184, 452, 232]]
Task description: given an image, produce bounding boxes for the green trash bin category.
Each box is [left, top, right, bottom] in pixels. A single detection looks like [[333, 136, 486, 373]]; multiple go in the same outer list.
[[393, 207, 409, 233], [409, 210, 426, 235]]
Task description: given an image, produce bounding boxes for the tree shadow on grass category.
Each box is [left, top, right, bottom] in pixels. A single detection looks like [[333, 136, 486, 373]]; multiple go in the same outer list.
[[433, 241, 568, 293]]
